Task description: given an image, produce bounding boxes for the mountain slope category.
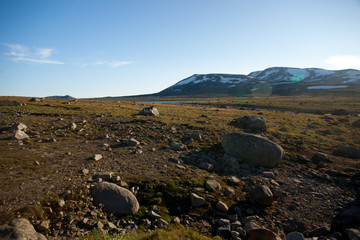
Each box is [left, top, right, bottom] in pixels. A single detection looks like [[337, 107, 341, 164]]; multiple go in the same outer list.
[[156, 67, 360, 96]]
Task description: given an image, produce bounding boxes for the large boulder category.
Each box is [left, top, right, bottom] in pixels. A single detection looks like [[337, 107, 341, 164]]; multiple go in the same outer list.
[[236, 116, 267, 132], [138, 106, 159, 116], [222, 133, 284, 168], [0, 218, 47, 240], [91, 182, 139, 215], [333, 145, 360, 159], [0, 100, 25, 106]]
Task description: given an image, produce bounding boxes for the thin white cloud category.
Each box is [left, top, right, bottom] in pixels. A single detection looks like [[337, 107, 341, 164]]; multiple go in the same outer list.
[[36, 48, 54, 58], [325, 55, 360, 70], [3, 43, 28, 57], [3, 43, 63, 65], [87, 60, 132, 68], [14, 57, 64, 64]]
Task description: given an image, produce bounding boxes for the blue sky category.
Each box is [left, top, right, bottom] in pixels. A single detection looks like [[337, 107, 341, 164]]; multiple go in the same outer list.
[[1, 0, 360, 98]]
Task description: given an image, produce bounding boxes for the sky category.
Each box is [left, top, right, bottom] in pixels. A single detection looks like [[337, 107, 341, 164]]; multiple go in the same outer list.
[[1, 0, 360, 98]]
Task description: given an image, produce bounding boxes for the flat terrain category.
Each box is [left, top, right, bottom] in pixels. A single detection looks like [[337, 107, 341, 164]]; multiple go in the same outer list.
[[0, 96, 359, 239]]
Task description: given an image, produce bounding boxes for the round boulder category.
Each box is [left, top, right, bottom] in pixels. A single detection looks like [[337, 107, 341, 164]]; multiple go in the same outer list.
[[0, 218, 47, 240], [91, 182, 139, 215], [221, 133, 284, 168], [237, 116, 267, 132]]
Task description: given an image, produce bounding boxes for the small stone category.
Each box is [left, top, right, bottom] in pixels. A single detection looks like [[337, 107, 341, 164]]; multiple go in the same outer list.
[[227, 176, 241, 185], [148, 210, 161, 219], [251, 185, 273, 205], [97, 221, 104, 229], [218, 219, 230, 227], [157, 218, 168, 227], [34, 161, 40, 166], [263, 171, 275, 178], [205, 180, 222, 192], [13, 130, 29, 140], [107, 221, 117, 229], [70, 122, 77, 130], [173, 217, 181, 223], [13, 123, 27, 131], [190, 193, 205, 207], [58, 199, 65, 207], [216, 201, 229, 213], [190, 133, 202, 141], [224, 187, 235, 197], [287, 232, 304, 240], [82, 169, 89, 175], [36, 220, 50, 232], [127, 138, 140, 146], [93, 154, 102, 161]]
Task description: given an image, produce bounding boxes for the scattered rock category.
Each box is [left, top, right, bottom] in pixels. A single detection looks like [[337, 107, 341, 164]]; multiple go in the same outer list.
[[205, 180, 222, 192], [58, 199, 65, 207], [347, 228, 360, 240], [287, 232, 304, 240], [224, 187, 235, 197], [70, 122, 77, 130], [334, 145, 360, 159], [12, 130, 29, 140], [91, 181, 139, 215], [13, 123, 27, 131], [332, 109, 348, 115], [248, 228, 281, 240], [93, 172, 114, 182], [93, 154, 103, 161], [127, 138, 140, 146], [217, 226, 231, 239], [190, 133, 202, 141], [352, 119, 360, 128], [263, 171, 275, 179], [237, 115, 267, 132], [138, 106, 159, 116], [215, 201, 228, 213], [0, 218, 47, 240], [36, 220, 50, 232], [227, 176, 241, 185], [30, 98, 42, 102], [222, 133, 284, 167], [190, 193, 205, 207], [311, 152, 330, 163], [251, 185, 273, 205], [169, 139, 186, 151]]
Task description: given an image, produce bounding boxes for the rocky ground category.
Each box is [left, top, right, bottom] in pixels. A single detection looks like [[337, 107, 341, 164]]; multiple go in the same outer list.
[[0, 97, 360, 240]]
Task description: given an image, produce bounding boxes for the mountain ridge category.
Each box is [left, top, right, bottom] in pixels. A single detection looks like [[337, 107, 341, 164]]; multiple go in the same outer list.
[[155, 67, 360, 97]]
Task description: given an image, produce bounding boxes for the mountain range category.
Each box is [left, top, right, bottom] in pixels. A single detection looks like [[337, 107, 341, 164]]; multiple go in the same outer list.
[[155, 67, 360, 97]]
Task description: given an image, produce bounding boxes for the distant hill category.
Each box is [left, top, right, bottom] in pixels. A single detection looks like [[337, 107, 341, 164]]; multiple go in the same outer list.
[[155, 67, 360, 97], [46, 95, 76, 99]]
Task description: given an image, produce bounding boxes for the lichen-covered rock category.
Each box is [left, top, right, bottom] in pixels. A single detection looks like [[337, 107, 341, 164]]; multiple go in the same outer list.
[[222, 133, 284, 167], [0, 218, 47, 240], [91, 182, 139, 215], [138, 106, 159, 116]]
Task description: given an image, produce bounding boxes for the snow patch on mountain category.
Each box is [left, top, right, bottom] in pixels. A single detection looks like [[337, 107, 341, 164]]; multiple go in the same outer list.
[[307, 85, 349, 90]]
